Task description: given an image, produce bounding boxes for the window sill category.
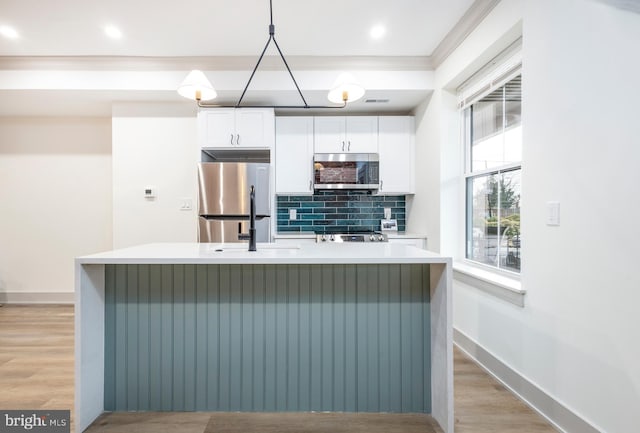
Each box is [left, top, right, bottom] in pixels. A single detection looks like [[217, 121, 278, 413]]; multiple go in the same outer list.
[[453, 261, 526, 307]]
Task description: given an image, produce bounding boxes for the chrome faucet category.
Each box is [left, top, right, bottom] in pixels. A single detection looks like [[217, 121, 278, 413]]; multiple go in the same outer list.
[[238, 185, 257, 251]]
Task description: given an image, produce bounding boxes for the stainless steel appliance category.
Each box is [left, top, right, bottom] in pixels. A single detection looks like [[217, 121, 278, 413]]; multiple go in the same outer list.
[[198, 162, 270, 243], [313, 153, 379, 190], [316, 231, 388, 243]]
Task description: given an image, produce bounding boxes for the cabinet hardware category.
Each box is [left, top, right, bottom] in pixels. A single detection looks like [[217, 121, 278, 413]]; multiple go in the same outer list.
[[380, 180, 384, 190], [236, 134, 240, 145], [342, 141, 345, 151], [230, 134, 234, 145], [309, 180, 312, 191], [348, 141, 351, 151]]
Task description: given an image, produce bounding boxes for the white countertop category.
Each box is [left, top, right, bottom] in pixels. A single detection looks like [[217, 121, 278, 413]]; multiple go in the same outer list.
[[76, 242, 447, 265], [273, 232, 427, 239]]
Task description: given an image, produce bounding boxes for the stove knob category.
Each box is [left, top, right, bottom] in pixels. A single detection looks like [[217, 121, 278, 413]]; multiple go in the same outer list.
[[329, 235, 335, 242], [369, 235, 375, 241], [377, 235, 385, 242], [320, 235, 327, 242]]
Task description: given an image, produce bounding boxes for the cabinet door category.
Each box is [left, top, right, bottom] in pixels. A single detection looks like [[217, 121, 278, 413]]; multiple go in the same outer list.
[[198, 108, 235, 147], [345, 116, 378, 153], [235, 108, 275, 148], [388, 238, 426, 249], [314, 117, 346, 153], [378, 116, 415, 194], [275, 117, 314, 194]]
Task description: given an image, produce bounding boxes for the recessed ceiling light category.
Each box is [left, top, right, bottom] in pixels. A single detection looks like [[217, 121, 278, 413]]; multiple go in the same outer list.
[[0, 25, 19, 40], [104, 25, 123, 40], [370, 24, 386, 40]]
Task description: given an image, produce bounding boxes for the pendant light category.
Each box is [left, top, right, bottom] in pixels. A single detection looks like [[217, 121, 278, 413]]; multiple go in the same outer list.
[[177, 70, 217, 102], [177, 0, 365, 109], [328, 73, 366, 104]]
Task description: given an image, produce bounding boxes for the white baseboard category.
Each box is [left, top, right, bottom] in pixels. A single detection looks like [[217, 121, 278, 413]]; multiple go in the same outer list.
[[0, 292, 74, 304], [453, 328, 602, 433]]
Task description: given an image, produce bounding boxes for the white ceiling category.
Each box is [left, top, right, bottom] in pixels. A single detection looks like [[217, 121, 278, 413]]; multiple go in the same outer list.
[[0, 0, 480, 115], [0, 0, 474, 57]]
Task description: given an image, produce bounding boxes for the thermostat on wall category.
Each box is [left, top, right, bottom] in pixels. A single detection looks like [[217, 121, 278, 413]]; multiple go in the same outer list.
[[144, 186, 157, 199]]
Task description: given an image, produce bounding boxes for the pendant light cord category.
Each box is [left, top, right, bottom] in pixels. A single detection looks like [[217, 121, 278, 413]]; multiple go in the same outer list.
[[270, 0, 273, 26], [198, 0, 349, 109], [236, 0, 310, 108]]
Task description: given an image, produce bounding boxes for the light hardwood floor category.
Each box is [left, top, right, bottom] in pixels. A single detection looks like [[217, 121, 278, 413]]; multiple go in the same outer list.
[[0, 305, 75, 429], [0, 305, 557, 432]]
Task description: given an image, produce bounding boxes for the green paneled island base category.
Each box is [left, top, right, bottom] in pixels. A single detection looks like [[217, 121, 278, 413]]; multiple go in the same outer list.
[[75, 243, 452, 433]]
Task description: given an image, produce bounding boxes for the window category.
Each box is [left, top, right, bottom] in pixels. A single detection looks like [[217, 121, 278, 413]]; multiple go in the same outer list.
[[463, 74, 522, 273]]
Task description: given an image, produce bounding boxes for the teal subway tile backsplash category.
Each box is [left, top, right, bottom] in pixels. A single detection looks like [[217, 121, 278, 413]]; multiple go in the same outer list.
[[277, 191, 406, 234]]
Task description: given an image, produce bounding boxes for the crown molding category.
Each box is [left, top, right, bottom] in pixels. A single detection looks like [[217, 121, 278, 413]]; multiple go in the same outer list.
[[594, 0, 640, 13], [0, 55, 433, 72], [431, 0, 501, 68]]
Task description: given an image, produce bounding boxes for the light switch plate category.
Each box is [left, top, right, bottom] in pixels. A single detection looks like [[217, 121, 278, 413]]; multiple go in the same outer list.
[[289, 209, 297, 220], [546, 201, 560, 226], [384, 207, 392, 220]]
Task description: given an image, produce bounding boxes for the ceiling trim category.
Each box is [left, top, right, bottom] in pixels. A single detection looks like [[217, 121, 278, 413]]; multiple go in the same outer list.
[[594, 0, 640, 13], [0, 55, 433, 72], [430, 0, 501, 68]]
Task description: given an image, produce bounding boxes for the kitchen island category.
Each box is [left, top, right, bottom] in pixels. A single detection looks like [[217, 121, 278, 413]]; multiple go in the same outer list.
[[75, 243, 452, 432]]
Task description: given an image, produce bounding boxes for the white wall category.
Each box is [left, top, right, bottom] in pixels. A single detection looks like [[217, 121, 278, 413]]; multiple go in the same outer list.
[[0, 117, 112, 299], [112, 103, 198, 248], [425, 1, 640, 432], [517, 1, 640, 431], [408, 93, 440, 250]]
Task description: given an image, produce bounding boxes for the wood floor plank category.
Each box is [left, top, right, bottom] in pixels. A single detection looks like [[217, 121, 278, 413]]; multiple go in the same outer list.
[[452, 347, 557, 433], [203, 412, 443, 433], [0, 305, 75, 431]]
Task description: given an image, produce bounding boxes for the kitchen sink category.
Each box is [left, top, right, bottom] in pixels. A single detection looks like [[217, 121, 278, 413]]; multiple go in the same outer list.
[[207, 243, 301, 253]]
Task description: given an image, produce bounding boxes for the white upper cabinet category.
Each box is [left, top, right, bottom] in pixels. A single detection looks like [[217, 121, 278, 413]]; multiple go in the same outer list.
[[235, 109, 273, 147], [198, 109, 235, 147], [377, 116, 415, 194], [313, 117, 344, 152], [275, 117, 314, 195], [314, 116, 378, 153], [198, 108, 275, 148]]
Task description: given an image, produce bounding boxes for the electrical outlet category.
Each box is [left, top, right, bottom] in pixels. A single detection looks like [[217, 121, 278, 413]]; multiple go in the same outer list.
[[384, 207, 392, 219], [179, 198, 193, 211], [289, 209, 297, 220]]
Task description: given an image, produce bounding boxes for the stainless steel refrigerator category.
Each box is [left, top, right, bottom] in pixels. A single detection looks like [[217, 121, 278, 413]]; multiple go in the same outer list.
[[197, 162, 270, 243]]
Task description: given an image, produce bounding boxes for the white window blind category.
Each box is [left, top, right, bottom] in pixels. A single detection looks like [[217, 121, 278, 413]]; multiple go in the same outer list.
[[457, 39, 523, 110]]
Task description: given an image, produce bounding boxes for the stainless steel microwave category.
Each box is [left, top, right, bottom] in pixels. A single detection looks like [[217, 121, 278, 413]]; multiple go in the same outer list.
[[313, 153, 379, 190]]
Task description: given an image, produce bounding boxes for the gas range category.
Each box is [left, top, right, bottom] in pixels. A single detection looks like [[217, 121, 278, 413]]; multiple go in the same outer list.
[[316, 231, 388, 243]]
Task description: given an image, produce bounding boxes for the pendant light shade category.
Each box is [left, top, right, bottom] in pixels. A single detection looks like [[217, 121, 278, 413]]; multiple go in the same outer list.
[[177, 70, 217, 101], [327, 73, 365, 104]]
